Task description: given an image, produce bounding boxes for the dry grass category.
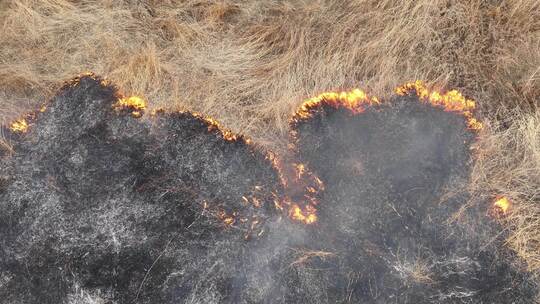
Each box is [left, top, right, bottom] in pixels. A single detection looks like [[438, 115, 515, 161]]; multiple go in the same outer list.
[[393, 253, 435, 286], [472, 112, 540, 273], [0, 0, 539, 275]]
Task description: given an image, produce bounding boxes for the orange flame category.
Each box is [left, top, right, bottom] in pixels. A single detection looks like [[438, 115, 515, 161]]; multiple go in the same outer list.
[[9, 119, 29, 133], [202, 116, 240, 142], [286, 89, 379, 224], [60, 72, 112, 92], [494, 197, 511, 215], [289, 204, 318, 224], [113, 96, 147, 118], [293, 89, 380, 122], [149, 109, 261, 235], [395, 81, 483, 131], [292, 82, 482, 131]]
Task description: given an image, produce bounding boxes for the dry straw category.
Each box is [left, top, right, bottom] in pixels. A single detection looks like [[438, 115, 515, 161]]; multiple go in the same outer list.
[[1, 0, 539, 279]]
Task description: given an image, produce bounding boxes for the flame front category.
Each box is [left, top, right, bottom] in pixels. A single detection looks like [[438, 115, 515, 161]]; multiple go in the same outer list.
[[396, 81, 483, 131], [113, 96, 147, 118], [203, 116, 240, 142], [293, 88, 380, 122], [9, 119, 28, 133]]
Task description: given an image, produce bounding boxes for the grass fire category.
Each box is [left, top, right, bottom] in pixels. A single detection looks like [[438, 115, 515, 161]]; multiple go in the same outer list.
[[0, 1, 539, 303], [0, 74, 537, 303]]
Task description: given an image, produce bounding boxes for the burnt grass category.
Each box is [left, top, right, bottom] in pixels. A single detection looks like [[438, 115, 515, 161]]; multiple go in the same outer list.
[[0, 75, 537, 303]]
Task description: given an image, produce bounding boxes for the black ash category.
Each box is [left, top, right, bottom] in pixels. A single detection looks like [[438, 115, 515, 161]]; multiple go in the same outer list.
[[0, 75, 536, 303]]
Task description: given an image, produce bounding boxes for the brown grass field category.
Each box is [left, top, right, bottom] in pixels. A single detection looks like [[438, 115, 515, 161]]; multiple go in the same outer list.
[[1, 0, 539, 285]]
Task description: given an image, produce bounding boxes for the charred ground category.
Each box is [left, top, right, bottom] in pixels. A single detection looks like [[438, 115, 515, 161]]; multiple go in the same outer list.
[[0, 76, 282, 303], [290, 97, 536, 303], [0, 76, 537, 303]]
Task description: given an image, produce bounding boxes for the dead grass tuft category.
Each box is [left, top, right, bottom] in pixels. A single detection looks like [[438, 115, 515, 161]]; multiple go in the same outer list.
[[393, 254, 435, 286], [290, 249, 335, 267]]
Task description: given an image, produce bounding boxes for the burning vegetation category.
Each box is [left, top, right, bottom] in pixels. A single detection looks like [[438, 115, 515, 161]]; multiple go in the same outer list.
[[0, 74, 537, 303], [266, 153, 324, 225], [494, 196, 512, 216], [395, 80, 483, 131], [8, 118, 28, 133], [113, 96, 147, 118], [293, 89, 380, 120]]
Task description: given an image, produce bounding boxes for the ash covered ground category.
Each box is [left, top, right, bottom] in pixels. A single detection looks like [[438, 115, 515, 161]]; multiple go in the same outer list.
[[0, 75, 537, 303]]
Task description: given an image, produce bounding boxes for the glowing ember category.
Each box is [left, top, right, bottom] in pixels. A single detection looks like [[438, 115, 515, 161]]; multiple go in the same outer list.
[[294, 163, 306, 180], [9, 119, 28, 133], [61, 72, 111, 90], [203, 116, 239, 142], [273, 198, 284, 211], [494, 197, 511, 214], [289, 204, 317, 224], [217, 210, 236, 226], [293, 88, 380, 122], [158, 110, 242, 142], [267, 153, 323, 224], [395, 81, 483, 131], [223, 217, 235, 226], [113, 96, 147, 118]]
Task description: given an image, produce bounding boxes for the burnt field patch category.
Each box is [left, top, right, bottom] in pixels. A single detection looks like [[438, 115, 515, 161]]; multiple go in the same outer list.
[[289, 92, 535, 303], [0, 75, 537, 303]]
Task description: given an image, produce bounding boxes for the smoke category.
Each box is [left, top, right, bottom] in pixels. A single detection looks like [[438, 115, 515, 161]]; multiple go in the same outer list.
[[0, 75, 536, 303]]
